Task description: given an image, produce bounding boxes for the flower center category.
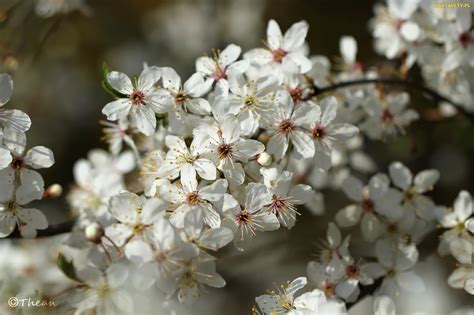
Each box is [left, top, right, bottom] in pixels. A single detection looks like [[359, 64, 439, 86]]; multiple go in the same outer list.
[[11, 156, 24, 170], [155, 251, 167, 262], [387, 223, 398, 233], [213, 66, 227, 81], [311, 125, 325, 140], [186, 191, 201, 206], [235, 210, 251, 225], [132, 223, 147, 235], [130, 90, 145, 106], [5, 201, 17, 212], [272, 48, 287, 63], [278, 119, 295, 135], [217, 143, 233, 160], [403, 188, 416, 203], [459, 31, 473, 47], [386, 268, 396, 277], [175, 91, 188, 104], [288, 86, 302, 103], [322, 282, 335, 297], [244, 95, 258, 108], [361, 198, 374, 213], [382, 108, 393, 124], [346, 265, 360, 278]]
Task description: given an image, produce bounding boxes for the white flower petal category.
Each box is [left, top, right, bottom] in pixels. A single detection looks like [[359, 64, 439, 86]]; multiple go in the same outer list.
[[0, 73, 13, 106], [319, 96, 338, 126], [107, 71, 133, 95], [134, 104, 156, 136], [0, 148, 12, 169], [194, 158, 216, 180], [16, 170, 45, 204], [160, 67, 181, 91], [1, 110, 31, 132], [267, 133, 288, 160], [389, 162, 412, 190], [200, 179, 228, 202], [198, 227, 234, 251], [245, 183, 271, 212], [449, 237, 473, 264], [327, 223, 341, 248], [326, 123, 359, 142], [454, 190, 472, 221], [219, 44, 241, 66], [291, 131, 315, 158], [396, 271, 425, 293], [282, 20, 309, 51], [413, 169, 439, 193], [102, 99, 132, 121], [108, 192, 140, 223], [137, 66, 161, 91], [335, 205, 362, 227], [374, 295, 396, 315], [0, 211, 16, 237], [290, 184, 315, 204], [185, 98, 211, 115], [24, 146, 54, 169], [266, 19, 283, 50]]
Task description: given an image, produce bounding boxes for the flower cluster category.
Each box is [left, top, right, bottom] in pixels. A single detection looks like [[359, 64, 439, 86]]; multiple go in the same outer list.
[[0, 73, 54, 238], [308, 162, 441, 302], [371, 0, 474, 113], [1, 1, 473, 313], [436, 190, 474, 295], [253, 277, 347, 315], [52, 13, 474, 313]]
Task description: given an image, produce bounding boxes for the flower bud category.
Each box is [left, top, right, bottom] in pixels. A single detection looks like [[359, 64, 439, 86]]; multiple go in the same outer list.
[[85, 222, 105, 244], [44, 184, 63, 198], [257, 152, 272, 166], [257, 132, 271, 144]]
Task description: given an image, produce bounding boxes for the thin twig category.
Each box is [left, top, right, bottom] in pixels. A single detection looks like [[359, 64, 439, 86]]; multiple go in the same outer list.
[[307, 78, 473, 121]]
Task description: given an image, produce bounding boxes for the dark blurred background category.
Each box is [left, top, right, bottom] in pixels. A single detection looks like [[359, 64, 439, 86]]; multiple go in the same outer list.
[[1, 0, 473, 314]]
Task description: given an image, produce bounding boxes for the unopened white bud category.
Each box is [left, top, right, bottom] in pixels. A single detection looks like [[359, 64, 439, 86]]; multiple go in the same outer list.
[[44, 184, 63, 198], [257, 152, 272, 166], [85, 222, 105, 244]]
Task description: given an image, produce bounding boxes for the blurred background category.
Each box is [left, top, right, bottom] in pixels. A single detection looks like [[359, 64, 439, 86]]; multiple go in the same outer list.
[[1, 0, 473, 314]]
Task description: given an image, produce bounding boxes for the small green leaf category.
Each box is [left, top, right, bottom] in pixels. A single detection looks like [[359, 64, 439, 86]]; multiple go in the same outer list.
[[57, 253, 82, 283]]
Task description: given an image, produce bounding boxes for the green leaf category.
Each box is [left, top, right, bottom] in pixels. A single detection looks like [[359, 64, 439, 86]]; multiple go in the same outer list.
[[101, 62, 127, 99], [57, 253, 82, 283]]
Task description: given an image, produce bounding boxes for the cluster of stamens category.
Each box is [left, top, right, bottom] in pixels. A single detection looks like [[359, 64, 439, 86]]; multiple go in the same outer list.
[[381, 108, 394, 124], [346, 264, 361, 278], [311, 125, 326, 140], [288, 86, 303, 103], [217, 143, 233, 160], [186, 191, 201, 206], [278, 119, 295, 135], [11, 156, 24, 170], [361, 198, 374, 213], [174, 91, 188, 104], [130, 90, 145, 106], [268, 195, 299, 225], [272, 48, 287, 63]]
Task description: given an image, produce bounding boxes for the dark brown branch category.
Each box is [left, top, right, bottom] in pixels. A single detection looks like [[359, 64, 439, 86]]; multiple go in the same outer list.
[[308, 78, 474, 121]]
